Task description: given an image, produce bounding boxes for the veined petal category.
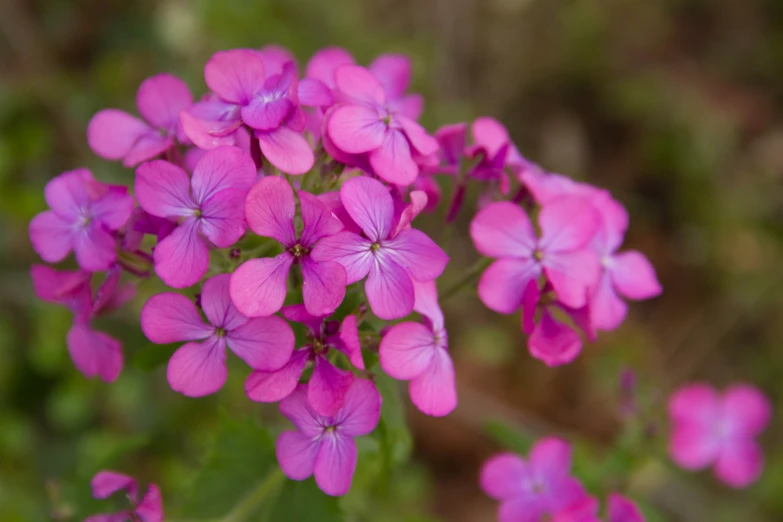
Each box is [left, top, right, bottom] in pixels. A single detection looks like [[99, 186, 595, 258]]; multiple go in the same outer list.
[[379, 322, 435, 380], [167, 338, 227, 397], [204, 49, 266, 105], [543, 249, 600, 309], [90, 187, 135, 230], [191, 145, 256, 203], [369, 54, 411, 100], [245, 350, 309, 403], [539, 196, 600, 253], [153, 218, 209, 288], [397, 115, 439, 155], [310, 232, 373, 284], [409, 347, 456, 417], [73, 222, 118, 272], [470, 202, 536, 258], [327, 104, 385, 154], [370, 129, 418, 186], [339, 176, 394, 241], [279, 384, 325, 437], [44, 168, 94, 218], [227, 315, 294, 371], [66, 323, 123, 382], [229, 255, 293, 317], [336, 314, 364, 370], [122, 131, 174, 167], [87, 109, 150, 160], [241, 95, 293, 131], [137, 73, 193, 129], [314, 433, 357, 496], [135, 160, 195, 217], [668, 383, 722, 425], [141, 293, 212, 343], [299, 190, 344, 246], [199, 274, 244, 329], [301, 258, 347, 318], [257, 127, 315, 175], [412, 279, 444, 331], [308, 356, 354, 417], [245, 176, 297, 244], [199, 188, 248, 248], [334, 65, 386, 105], [305, 47, 355, 89], [276, 430, 320, 481], [334, 379, 381, 436], [478, 258, 540, 314], [366, 255, 415, 320], [383, 228, 448, 282]]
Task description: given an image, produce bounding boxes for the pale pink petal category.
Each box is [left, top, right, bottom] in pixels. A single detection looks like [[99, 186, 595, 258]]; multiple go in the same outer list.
[[87, 109, 150, 160], [610, 251, 662, 300], [379, 322, 435, 380], [279, 384, 324, 437], [723, 384, 772, 437], [135, 484, 164, 522], [397, 115, 439, 156], [191, 145, 256, 203], [369, 54, 411, 99], [528, 310, 582, 366], [167, 338, 227, 397], [529, 437, 572, 480], [308, 356, 354, 417], [137, 73, 193, 129], [544, 249, 600, 309], [668, 383, 721, 425], [409, 347, 456, 417], [333, 379, 381, 436], [90, 187, 135, 230], [327, 104, 386, 154], [588, 271, 628, 331], [123, 132, 174, 167], [340, 176, 394, 241], [334, 65, 386, 105], [305, 47, 355, 89], [141, 293, 212, 343], [134, 160, 195, 217], [204, 49, 266, 105], [470, 202, 536, 258], [336, 314, 364, 369], [91, 471, 137, 499], [478, 258, 540, 314], [244, 176, 297, 245], [73, 223, 118, 272], [301, 258, 347, 317], [29, 211, 74, 263], [370, 129, 418, 186], [229, 255, 293, 317], [276, 430, 319, 480], [153, 219, 209, 288], [199, 189, 248, 247], [715, 439, 764, 488], [227, 315, 294, 371], [480, 453, 529, 500], [310, 232, 373, 284], [668, 423, 721, 470], [383, 228, 448, 282], [298, 190, 344, 246], [245, 350, 309, 403], [257, 127, 315, 175], [66, 323, 123, 382], [539, 196, 600, 253], [607, 493, 644, 522], [314, 434, 357, 496], [366, 256, 415, 320], [298, 77, 333, 107]]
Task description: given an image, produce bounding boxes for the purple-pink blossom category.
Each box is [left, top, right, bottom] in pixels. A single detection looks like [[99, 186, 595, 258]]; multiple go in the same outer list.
[[140, 274, 294, 397], [607, 493, 646, 522], [668, 383, 771, 488], [276, 379, 381, 496], [134, 145, 255, 288], [245, 305, 363, 416], [311, 176, 448, 320], [230, 177, 347, 318], [88, 73, 192, 167], [86, 470, 163, 522], [29, 169, 134, 272], [379, 280, 456, 416]]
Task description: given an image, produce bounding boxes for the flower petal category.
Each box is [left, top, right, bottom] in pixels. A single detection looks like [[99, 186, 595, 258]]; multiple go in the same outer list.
[[365, 256, 415, 320], [199, 273, 241, 329], [90, 186, 135, 230], [298, 77, 333, 107], [333, 379, 381, 436], [409, 347, 456, 417], [310, 232, 374, 284], [327, 104, 386, 154], [539, 196, 600, 253], [244, 176, 297, 245], [204, 49, 266, 105], [73, 223, 118, 272], [167, 338, 227, 397], [29, 211, 74, 264], [529, 437, 572, 481], [280, 304, 323, 336], [334, 314, 364, 369], [134, 160, 195, 217], [379, 322, 435, 380], [412, 279, 444, 331], [723, 384, 772, 437], [91, 471, 138, 500], [135, 484, 164, 522], [276, 430, 320, 481], [66, 323, 123, 382], [241, 94, 293, 131], [668, 383, 722, 425], [87, 109, 150, 160], [383, 228, 448, 282], [339, 176, 394, 241], [44, 168, 95, 218], [137, 73, 193, 129], [298, 190, 344, 246], [588, 271, 628, 331], [245, 350, 309, 403], [257, 127, 315, 175], [397, 114, 439, 155], [123, 131, 174, 167], [305, 47, 355, 89], [141, 293, 212, 343], [610, 251, 662, 300], [314, 434, 357, 496], [279, 384, 324, 437], [301, 258, 347, 317], [470, 202, 536, 258], [199, 188, 248, 248], [480, 453, 529, 500], [153, 218, 209, 288], [528, 310, 582, 367], [229, 255, 293, 317], [543, 249, 600, 309], [370, 129, 418, 186], [607, 493, 645, 522], [191, 145, 256, 203], [715, 439, 764, 488], [308, 356, 354, 417], [334, 64, 386, 105], [668, 423, 721, 471], [227, 315, 294, 371], [369, 53, 411, 100], [478, 258, 540, 314]]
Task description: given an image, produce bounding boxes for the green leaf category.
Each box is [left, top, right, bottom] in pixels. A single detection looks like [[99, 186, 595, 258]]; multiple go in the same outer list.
[[263, 479, 342, 522], [374, 372, 412, 468]]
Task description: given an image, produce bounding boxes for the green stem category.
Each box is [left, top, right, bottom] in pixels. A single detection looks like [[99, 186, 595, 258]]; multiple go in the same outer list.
[[440, 258, 491, 303], [219, 467, 285, 522]]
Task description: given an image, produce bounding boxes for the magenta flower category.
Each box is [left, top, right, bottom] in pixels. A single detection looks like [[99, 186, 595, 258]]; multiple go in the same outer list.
[[480, 438, 587, 522], [326, 65, 438, 185], [32, 265, 133, 382], [668, 383, 771, 488], [379, 280, 456, 416], [88, 73, 192, 167], [246, 305, 363, 416], [551, 497, 601, 522], [368, 54, 424, 120], [305, 47, 356, 91], [276, 379, 381, 496], [607, 493, 645, 522], [470, 197, 600, 312], [312, 176, 449, 320], [589, 197, 661, 331], [86, 470, 163, 522], [134, 145, 255, 288], [140, 274, 294, 397], [468, 117, 527, 178], [29, 169, 134, 272], [230, 177, 347, 318]]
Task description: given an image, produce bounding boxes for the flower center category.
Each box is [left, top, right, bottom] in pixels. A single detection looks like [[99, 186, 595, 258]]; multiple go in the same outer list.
[[215, 327, 226, 337], [382, 114, 392, 126], [312, 337, 328, 355], [193, 208, 203, 218], [370, 242, 381, 252], [289, 243, 308, 258], [324, 425, 336, 434], [532, 249, 544, 262]]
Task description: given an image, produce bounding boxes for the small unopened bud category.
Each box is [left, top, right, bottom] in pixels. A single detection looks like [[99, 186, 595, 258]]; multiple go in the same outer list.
[[324, 320, 340, 336], [194, 293, 202, 308], [229, 248, 241, 259]]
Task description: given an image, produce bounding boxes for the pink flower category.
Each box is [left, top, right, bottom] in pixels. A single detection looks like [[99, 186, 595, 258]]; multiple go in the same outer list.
[[588, 198, 661, 331], [29, 169, 134, 272], [668, 383, 771, 488], [134, 146, 255, 288], [470, 197, 600, 313], [32, 265, 133, 382], [368, 54, 423, 120], [88, 73, 192, 167], [480, 438, 587, 522], [379, 280, 457, 416], [305, 47, 356, 91], [86, 470, 163, 522], [140, 274, 294, 397], [276, 379, 381, 496], [607, 493, 645, 522], [326, 65, 438, 185], [230, 177, 347, 317], [312, 176, 449, 320], [245, 305, 363, 416], [552, 497, 601, 522]]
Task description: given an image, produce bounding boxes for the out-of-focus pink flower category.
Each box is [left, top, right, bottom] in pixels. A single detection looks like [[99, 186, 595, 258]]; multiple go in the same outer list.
[[276, 379, 381, 496], [245, 305, 363, 416], [312, 176, 448, 319], [88, 73, 192, 167], [668, 383, 771, 488], [86, 470, 163, 522], [29, 169, 134, 272], [480, 438, 587, 522], [368, 54, 423, 120], [326, 65, 438, 185], [141, 274, 294, 397], [607, 493, 646, 522], [470, 197, 600, 314], [134, 146, 255, 288], [552, 496, 602, 522], [230, 177, 347, 318], [379, 280, 456, 416]]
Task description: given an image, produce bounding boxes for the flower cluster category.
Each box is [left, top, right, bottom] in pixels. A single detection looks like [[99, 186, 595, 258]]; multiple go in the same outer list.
[[30, 44, 665, 501], [85, 470, 163, 522], [480, 438, 645, 522]]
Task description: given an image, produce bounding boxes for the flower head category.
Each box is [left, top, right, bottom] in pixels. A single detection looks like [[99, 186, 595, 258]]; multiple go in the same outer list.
[[607, 493, 646, 522], [275, 379, 381, 496], [86, 470, 163, 522], [141, 274, 294, 397], [135, 145, 256, 288]]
